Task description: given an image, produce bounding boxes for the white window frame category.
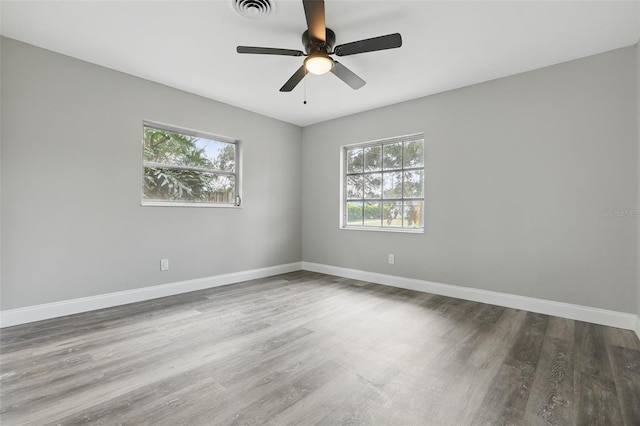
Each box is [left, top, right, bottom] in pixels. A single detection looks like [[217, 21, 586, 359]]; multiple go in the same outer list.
[[340, 133, 425, 233], [141, 121, 241, 208]]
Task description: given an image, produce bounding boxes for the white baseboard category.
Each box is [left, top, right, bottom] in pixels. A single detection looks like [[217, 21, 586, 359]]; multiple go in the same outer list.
[[0, 262, 302, 328], [3, 261, 638, 336], [301, 262, 638, 332]]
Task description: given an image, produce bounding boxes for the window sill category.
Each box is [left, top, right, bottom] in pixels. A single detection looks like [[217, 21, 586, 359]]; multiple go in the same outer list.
[[340, 226, 423, 234], [141, 201, 241, 208]]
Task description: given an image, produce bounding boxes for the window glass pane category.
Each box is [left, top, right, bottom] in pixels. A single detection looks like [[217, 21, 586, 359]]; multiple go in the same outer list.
[[383, 201, 402, 227], [403, 201, 423, 228], [403, 170, 424, 198], [143, 128, 183, 164], [347, 148, 364, 173], [364, 173, 382, 199], [403, 140, 424, 168], [144, 167, 235, 203], [347, 201, 364, 226], [383, 172, 402, 199], [364, 146, 382, 172], [346, 175, 363, 199], [199, 139, 235, 172], [143, 127, 234, 172], [364, 202, 382, 227], [383, 142, 403, 170]]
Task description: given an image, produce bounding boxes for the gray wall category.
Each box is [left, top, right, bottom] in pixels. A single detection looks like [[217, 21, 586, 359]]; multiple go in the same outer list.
[[2, 37, 638, 316], [637, 41, 640, 321], [302, 46, 638, 313], [1, 38, 302, 310]]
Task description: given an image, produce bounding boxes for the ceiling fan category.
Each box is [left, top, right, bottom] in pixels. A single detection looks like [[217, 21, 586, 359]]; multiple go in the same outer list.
[[236, 0, 402, 92]]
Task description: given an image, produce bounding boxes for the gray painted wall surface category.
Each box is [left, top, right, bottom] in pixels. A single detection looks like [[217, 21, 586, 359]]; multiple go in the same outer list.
[[2, 37, 638, 316], [1, 38, 302, 310], [637, 41, 640, 320], [302, 46, 637, 313]]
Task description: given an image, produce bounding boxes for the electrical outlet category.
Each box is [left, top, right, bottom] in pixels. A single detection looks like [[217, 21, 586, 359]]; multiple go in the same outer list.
[[388, 254, 395, 265], [160, 259, 169, 271]]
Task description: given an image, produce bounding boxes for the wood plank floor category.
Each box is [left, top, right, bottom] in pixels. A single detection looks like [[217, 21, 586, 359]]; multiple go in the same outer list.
[[1, 271, 639, 425]]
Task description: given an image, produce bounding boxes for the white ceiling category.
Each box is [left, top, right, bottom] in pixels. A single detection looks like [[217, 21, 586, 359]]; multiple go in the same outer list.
[[1, 1, 639, 127]]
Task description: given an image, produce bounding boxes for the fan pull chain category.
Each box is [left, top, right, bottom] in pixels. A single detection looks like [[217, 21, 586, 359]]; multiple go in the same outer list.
[[303, 78, 307, 105]]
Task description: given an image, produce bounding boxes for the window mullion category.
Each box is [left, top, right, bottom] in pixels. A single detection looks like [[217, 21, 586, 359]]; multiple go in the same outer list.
[[143, 162, 233, 175]]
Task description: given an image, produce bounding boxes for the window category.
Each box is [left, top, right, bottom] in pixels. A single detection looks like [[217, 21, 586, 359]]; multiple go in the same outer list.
[[342, 134, 424, 232], [142, 122, 240, 207]]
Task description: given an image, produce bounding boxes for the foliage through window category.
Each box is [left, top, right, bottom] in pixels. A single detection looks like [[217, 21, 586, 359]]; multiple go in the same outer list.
[[343, 135, 424, 231], [142, 122, 239, 206]]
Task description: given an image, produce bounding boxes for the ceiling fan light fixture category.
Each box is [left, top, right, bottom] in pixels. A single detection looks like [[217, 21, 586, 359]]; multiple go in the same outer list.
[[304, 54, 333, 75], [236, 0, 403, 91]]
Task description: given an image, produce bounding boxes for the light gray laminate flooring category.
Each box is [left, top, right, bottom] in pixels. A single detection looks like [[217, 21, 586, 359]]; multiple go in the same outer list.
[[1, 271, 639, 425]]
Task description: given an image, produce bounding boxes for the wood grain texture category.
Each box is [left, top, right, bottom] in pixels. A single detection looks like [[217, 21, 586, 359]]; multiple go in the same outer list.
[[574, 321, 624, 425], [608, 345, 640, 426], [1, 271, 639, 425], [472, 312, 548, 426], [523, 336, 573, 425]]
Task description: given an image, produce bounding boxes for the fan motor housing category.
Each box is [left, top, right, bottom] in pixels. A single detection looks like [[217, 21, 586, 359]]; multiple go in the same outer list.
[[302, 28, 336, 54]]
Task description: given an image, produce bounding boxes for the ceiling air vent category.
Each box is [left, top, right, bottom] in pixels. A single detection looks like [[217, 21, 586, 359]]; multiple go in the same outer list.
[[230, 0, 275, 19]]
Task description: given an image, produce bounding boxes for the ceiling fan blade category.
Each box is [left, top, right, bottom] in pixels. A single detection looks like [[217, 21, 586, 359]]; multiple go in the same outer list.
[[237, 46, 304, 56], [334, 33, 402, 57], [280, 65, 307, 92], [331, 61, 365, 90], [303, 0, 326, 42]]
